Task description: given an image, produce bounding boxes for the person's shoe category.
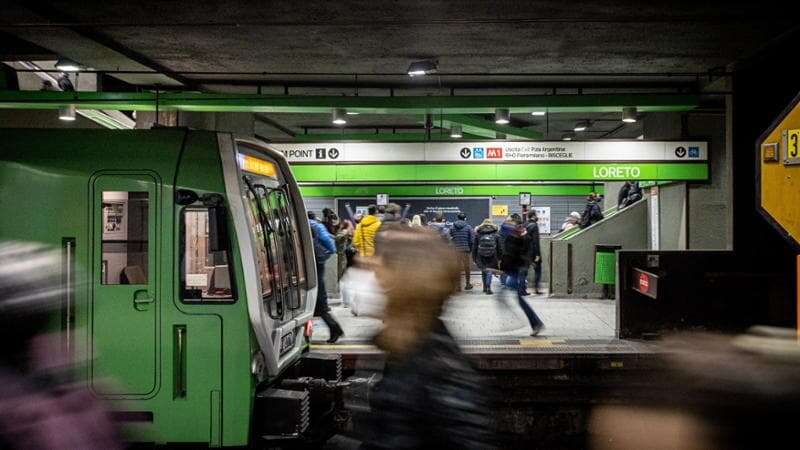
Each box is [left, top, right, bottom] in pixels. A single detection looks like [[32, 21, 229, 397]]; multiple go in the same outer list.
[[520, 291, 531, 296], [485, 289, 493, 295], [465, 283, 474, 291], [530, 324, 545, 336], [327, 329, 344, 344], [534, 290, 542, 295]]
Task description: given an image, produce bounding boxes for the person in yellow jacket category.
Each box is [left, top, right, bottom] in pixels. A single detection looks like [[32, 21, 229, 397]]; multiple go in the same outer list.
[[353, 205, 382, 257]]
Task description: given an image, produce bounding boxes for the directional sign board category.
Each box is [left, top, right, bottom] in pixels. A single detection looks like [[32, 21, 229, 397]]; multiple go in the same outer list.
[[757, 91, 800, 249]]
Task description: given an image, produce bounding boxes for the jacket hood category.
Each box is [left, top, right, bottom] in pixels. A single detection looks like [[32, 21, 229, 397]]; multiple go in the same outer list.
[[360, 215, 380, 227], [452, 220, 468, 230], [476, 223, 498, 233], [499, 221, 518, 236]]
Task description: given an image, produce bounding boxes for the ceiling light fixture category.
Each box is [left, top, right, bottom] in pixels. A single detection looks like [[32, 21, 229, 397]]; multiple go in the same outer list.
[[495, 108, 510, 125], [331, 108, 347, 125], [407, 60, 438, 77], [574, 120, 590, 132], [55, 57, 82, 72], [450, 125, 463, 139], [58, 105, 76, 121], [562, 132, 575, 141], [622, 107, 638, 123], [531, 111, 546, 116], [346, 111, 360, 115]]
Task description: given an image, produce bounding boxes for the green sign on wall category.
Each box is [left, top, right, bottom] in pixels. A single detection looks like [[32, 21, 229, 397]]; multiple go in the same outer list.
[[291, 162, 709, 183]]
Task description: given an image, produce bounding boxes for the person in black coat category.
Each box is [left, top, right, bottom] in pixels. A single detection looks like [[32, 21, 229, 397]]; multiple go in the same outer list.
[[498, 216, 545, 335], [472, 219, 502, 294], [523, 210, 543, 295], [617, 181, 632, 208], [580, 193, 604, 228]]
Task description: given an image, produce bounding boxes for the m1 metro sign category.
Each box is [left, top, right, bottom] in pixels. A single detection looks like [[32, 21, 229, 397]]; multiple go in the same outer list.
[[270, 141, 708, 163]]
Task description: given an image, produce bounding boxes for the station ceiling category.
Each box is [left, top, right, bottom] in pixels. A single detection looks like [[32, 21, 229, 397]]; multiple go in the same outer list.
[[2, 1, 798, 139]]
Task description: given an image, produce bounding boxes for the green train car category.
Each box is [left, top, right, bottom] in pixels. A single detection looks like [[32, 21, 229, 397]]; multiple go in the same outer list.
[[0, 129, 343, 447]]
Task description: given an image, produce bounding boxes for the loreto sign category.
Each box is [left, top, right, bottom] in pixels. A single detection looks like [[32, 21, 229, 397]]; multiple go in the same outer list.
[[270, 141, 708, 163]]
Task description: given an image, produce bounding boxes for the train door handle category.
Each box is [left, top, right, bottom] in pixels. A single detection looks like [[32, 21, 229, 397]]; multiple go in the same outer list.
[[133, 290, 154, 310]]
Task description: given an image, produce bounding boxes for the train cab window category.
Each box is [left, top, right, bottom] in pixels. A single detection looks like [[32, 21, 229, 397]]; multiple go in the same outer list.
[[101, 192, 148, 284], [181, 208, 235, 302]]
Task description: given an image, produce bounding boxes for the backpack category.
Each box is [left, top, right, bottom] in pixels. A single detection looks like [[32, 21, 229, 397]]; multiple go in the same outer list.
[[477, 233, 497, 258]]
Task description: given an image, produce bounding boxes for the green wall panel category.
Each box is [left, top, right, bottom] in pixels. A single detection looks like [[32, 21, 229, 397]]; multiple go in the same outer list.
[[299, 184, 604, 197], [416, 164, 498, 180]]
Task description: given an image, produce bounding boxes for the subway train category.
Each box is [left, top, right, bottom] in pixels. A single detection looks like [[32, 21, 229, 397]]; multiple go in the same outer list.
[[0, 129, 345, 447]]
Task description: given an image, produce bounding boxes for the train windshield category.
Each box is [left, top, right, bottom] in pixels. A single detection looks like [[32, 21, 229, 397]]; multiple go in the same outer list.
[[237, 151, 306, 320]]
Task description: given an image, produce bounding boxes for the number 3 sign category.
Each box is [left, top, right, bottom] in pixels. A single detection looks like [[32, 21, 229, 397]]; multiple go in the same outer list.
[[785, 129, 800, 165]]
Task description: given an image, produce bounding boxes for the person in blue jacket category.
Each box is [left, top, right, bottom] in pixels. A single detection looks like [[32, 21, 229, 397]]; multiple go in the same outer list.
[[308, 211, 344, 343], [449, 213, 475, 291]]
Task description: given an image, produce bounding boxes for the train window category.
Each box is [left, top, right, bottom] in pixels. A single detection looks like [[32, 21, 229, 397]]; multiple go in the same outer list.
[[180, 208, 235, 302], [101, 191, 148, 284]]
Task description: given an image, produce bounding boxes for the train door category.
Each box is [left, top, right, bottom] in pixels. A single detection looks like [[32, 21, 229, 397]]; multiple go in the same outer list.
[[90, 173, 159, 396]]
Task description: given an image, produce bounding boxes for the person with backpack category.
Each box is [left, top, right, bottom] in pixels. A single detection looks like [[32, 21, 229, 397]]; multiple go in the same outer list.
[[428, 211, 451, 241], [308, 211, 344, 343], [524, 210, 543, 295], [473, 218, 502, 294], [579, 193, 604, 228], [449, 213, 474, 291]]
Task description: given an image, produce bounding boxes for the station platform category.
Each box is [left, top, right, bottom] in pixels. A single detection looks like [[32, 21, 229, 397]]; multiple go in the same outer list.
[[311, 287, 657, 371]]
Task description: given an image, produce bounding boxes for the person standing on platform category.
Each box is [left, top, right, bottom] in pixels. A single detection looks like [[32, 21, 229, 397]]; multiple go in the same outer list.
[[353, 205, 382, 258], [524, 210, 543, 295], [428, 211, 451, 241], [473, 218, 502, 294], [449, 213, 475, 291], [308, 211, 344, 343]]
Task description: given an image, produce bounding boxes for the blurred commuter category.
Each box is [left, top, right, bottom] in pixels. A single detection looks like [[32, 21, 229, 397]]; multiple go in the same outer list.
[[580, 193, 604, 228], [561, 211, 581, 232], [524, 210, 543, 295], [0, 242, 122, 449], [410, 214, 423, 228], [353, 205, 382, 258], [363, 227, 495, 449], [590, 329, 800, 450], [617, 181, 632, 208], [450, 212, 475, 291], [499, 215, 545, 336], [473, 218, 502, 294], [428, 211, 451, 240], [308, 211, 344, 343], [620, 181, 643, 208], [321, 207, 337, 234], [334, 219, 354, 307]]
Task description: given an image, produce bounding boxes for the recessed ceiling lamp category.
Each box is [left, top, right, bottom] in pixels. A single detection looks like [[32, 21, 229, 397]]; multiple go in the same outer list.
[[407, 60, 438, 77], [58, 104, 76, 121], [562, 132, 575, 141], [331, 108, 347, 125], [495, 108, 510, 125], [450, 125, 463, 138], [55, 57, 82, 72], [531, 111, 546, 116], [346, 111, 360, 115], [622, 107, 638, 123], [573, 120, 590, 132]]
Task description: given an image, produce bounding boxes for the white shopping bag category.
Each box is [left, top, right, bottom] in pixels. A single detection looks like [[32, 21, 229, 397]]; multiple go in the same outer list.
[[341, 267, 386, 319]]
